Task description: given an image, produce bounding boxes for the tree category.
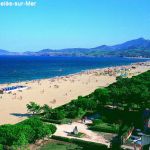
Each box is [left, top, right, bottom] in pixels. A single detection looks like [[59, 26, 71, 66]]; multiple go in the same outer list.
[[26, 102, 41, 114], [116, 76, 123, 82], [41, 104, 53, 119], [73, 96, 97, 111], [0, 117, 57, 148], [35, 124, 52, 139], [12, 133, 28, 150], [52, 109, 66, 120], [42, 104, 52, 114], [18, 117, 56, 141], [94, 88, 110, 107]]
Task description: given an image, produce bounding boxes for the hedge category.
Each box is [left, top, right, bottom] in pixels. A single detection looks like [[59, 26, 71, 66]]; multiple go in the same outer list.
[[88, 121, 119, 134], [41, 118, 71, 124], [89, 125, 119, 133], [51, 135, 108, 149], [0, 117, 57, 149]]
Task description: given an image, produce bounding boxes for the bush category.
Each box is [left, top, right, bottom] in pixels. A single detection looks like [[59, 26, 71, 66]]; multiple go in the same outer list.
[[67, 108, 86, 119], [0, 144, 3, 150], [19, 117, 56, 140], [89, 125, 119, 133], [92, 119, 103, 125], [89, 121, 119, 133], [43, 109, 66, 120], [0, 117, 56, 148], [46, 124, 57, 134], [52, 135, 108, 149], [52, 110, 66, 120], [73, 97, 97, 111]]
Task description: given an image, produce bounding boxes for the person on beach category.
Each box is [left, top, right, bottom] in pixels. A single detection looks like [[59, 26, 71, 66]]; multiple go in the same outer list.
[[41, 89, 44, 93], [51, 99, 56, 104]]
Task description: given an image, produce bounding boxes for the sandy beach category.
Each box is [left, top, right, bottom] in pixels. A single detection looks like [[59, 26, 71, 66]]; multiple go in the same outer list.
[[0, 61, 150, 125]]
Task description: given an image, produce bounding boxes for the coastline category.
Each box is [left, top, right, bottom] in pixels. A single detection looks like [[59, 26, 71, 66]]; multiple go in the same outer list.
[[0, 58, 149, 85], [0, 61, 150, 125]]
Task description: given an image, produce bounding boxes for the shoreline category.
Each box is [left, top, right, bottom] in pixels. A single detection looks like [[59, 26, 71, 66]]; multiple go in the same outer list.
[[0, 59, 149, 86], [0, 61, 150, 125]]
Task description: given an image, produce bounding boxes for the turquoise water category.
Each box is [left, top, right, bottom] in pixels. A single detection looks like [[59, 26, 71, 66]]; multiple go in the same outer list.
[[0, 56, 148, 84]]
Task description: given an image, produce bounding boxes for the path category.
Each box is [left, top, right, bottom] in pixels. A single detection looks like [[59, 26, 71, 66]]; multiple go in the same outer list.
[[54, 121, 116, 147]]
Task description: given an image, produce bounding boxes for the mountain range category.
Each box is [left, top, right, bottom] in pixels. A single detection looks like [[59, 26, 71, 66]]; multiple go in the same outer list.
[[0, 38, 150, 58]]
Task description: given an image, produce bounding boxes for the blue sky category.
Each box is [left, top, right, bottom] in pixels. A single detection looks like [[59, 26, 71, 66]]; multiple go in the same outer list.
[[0, 0, 150, 52]]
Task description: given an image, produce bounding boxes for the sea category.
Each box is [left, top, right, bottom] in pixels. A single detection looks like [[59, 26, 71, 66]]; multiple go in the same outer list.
[[0, 55, 148, 84]]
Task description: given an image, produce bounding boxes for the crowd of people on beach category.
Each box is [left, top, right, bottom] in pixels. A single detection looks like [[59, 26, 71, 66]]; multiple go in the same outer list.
[[0, 62, 149, 105]]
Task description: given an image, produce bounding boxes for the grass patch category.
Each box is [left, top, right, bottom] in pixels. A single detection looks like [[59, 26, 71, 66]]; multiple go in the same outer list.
[[40, 142, 81, 150]]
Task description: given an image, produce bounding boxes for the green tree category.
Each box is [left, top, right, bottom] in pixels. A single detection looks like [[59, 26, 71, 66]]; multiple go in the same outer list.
[[12, 133, 28, 150], [94, 88, 110, 107], [42, 104, 52, 114], [0, 117, 56, 148], [19, 117, 56, 141], [73, 96, 97, 111], [26, 102, 41, 114], [52, 109, 66, 120]]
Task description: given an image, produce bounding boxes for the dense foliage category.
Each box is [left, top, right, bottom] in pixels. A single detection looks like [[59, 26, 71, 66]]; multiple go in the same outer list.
[[89, 119, 120, 133], [106, 70, 150, 110], [26, 102, 41, 114], [0, 117, 56, 149], [57, 70, 150, 118], [27, 71, 150, 127]]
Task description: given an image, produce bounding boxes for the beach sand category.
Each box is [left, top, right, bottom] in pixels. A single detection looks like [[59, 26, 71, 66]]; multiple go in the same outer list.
[[0, 61, 150, 125]]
